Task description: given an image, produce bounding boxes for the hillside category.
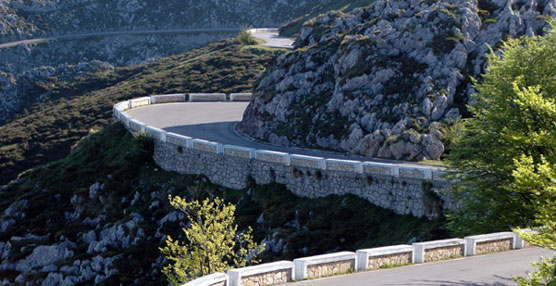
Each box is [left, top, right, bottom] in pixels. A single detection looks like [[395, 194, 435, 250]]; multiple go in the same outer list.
[[0, 0, 336, 43], [0, 0, 345, 123], [0, 31, 237, 122], [0, 39, 283, 185], [0, 123, 446, 285], [279, 0, 376, 37], [240, 0, 556, 161]]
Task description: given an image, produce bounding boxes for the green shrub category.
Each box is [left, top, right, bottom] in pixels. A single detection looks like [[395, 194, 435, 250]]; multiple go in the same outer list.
[[237, 29, 257, 45]]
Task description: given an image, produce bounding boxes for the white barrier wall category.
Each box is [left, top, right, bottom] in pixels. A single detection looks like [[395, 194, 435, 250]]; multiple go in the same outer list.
[[192, 139, 223, 154], [151, 94, 186, 104], [293, 252, 356, 281], [227, 261, 294, 286], [465, 232, 515, 256], [185, 272, 227, 286], [167, 132, 193, 148], [356, 245, 414, 271], [413, 238, 466, 263], [325, 159, 362, 173], [290, 154, 325, 169], [399, 166, 432, 180], [145, 126, 167, 142], [224, 145, 256, 159], [255, 150, 290, 165], [189, 93, 227, 102], [230, 93, 252, 102], [363, 162, 395, 176], [181, 230, 532, 286], [130, 97, 151, 108], [248, 28, 280, 33]]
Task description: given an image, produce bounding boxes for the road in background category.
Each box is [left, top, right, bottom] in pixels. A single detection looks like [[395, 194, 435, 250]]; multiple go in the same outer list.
[[0, 28, 242, 49]]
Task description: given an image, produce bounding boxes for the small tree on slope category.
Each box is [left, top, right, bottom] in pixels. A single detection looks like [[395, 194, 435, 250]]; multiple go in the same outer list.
[[160, 196, 265, 285]]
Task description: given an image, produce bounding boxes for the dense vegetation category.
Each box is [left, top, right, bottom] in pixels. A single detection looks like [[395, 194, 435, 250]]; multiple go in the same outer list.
[[445, 19, 556, 285], [446, 21, 556, 236], [0, 39, 283, 185], [0, 123, 446, 284]]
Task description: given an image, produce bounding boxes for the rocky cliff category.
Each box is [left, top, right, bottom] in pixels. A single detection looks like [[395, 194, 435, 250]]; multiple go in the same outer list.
[[240, 0, 555, 161]]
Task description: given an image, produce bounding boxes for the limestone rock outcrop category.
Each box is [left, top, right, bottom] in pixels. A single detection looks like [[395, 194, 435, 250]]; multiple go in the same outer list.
[[240, 0, 555, 161]]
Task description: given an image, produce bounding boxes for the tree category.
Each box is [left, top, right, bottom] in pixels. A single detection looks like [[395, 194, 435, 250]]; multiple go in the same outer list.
[[513, 155, 556, 286], [445, 18, 556, 236], [445, 19, 556, 286], [160, 196, 265, 285]]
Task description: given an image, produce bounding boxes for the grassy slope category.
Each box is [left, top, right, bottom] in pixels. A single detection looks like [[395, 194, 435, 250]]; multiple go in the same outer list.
[[279, 0, 376, 37], [0, 39, 283, 185], [1, 123, 446, 283]]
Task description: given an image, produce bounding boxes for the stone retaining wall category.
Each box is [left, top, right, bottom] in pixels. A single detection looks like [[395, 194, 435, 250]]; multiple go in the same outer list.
[[306, 260, 354, 279], [154, 142, 451, 218], [294, 252, 356, 281], [367, 252, 412, 270], [114, 94, 453, 218], [475, 239, 513, 255], [423, 245, 464, 262], [241, 269, 291, 286], [413, 238, 466, 263], [465, 232, 516, 256], [227, 261, 293, 286]]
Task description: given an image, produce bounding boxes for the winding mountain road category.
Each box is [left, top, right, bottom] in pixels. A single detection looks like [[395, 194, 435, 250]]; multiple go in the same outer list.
[[126, 101, 442, 169], [292, 248, 555, 286], [0, 28, 243, 49], [120, 30, 554, 286]]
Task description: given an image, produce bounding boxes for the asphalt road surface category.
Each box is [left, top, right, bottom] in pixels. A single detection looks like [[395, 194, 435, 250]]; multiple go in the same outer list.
[[251, 30, 294, 49], [0, 28, 294, 49], [0, 28, 242, 49], [290, 248, 555, 286], [125, 102, 443, 169]]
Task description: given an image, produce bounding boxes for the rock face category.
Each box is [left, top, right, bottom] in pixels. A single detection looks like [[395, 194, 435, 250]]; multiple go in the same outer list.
[[240, 0, 555, 161]]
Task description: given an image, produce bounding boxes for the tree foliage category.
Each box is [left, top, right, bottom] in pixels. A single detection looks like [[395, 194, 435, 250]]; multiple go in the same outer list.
[[237, 27, 257, 46], [513, 155, 556, 286], [445, 18, 556, 286], [445, 19, 556, 236], [160, 196, 265, 285]]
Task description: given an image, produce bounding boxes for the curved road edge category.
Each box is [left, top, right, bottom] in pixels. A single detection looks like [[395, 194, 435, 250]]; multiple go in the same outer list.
[[0, 27, 293, 49]]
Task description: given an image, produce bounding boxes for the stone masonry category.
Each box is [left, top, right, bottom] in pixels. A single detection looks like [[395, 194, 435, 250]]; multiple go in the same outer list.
[[367, 252, 412, 270], [475, 239, 513, 256], [424, 245, 464, 263], [306, 260, 354, 280], [153, 140, 452, 218], [241, 269, 291, 286]]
